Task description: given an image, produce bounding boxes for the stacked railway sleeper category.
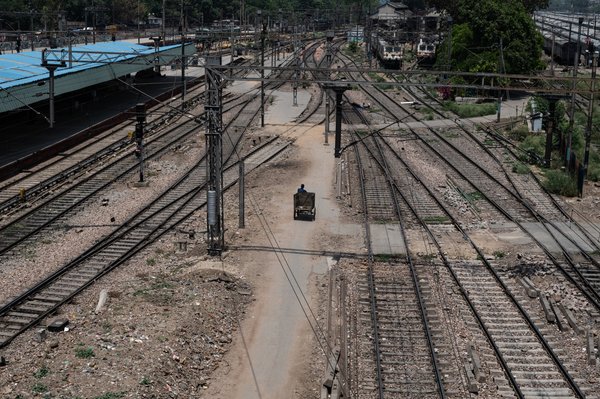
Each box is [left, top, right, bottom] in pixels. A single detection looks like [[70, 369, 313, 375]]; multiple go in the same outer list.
[[0, 49, 303, 346]]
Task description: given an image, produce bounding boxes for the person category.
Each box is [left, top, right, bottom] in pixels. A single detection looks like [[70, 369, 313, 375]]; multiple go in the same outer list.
[[297, 184, 306, 193]]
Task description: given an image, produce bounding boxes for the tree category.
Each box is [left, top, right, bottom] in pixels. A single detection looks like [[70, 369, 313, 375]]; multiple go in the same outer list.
[[433, 0, 543, 75], [426, 0, 548, 13]]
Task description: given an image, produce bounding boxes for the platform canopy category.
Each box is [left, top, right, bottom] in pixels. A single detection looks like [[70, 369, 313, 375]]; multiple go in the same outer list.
[[0, 41, 195, 113]]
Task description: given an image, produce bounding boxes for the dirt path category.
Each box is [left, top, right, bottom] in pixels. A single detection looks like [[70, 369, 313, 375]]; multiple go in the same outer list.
[[204, 119, 358, 398]]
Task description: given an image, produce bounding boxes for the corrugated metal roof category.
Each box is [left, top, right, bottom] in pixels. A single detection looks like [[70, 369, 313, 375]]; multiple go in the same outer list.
[[0, 42, 182, 90]]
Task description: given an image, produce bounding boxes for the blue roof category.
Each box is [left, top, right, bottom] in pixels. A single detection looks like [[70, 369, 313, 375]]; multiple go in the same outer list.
[[0, 41, 182, 90]]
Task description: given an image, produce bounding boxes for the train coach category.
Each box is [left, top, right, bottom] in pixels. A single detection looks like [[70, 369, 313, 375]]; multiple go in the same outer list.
[[373, 37, 403, 69], [416, 37, 436, 62], [542, 33, 579, 66]]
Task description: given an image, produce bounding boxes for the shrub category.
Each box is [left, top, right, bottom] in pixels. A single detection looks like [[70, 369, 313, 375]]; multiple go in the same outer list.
[[32, 383, 48, 393], [512, 163, 530, 174], [508, 124, 529, 141], [587, 164, 600, 182], [543, 170, 578, 196], [443, 101, 497, 118], [33, 366, 49, 379], [75, 345, 95, 359], [493, 250, 506, 258]]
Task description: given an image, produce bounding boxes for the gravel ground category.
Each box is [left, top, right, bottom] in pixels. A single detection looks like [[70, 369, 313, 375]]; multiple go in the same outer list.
[[3, 77, 600, 399]]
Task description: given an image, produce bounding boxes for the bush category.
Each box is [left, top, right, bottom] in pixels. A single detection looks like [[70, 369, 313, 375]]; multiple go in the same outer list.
[[512, 163, 530, 174], [543, 170, 578, 196], [520, 134, 546, 161], [75, 345, 95, 359], [587, 164, 600, 182], [508, 124, 529, 142], [443, 101, 497, 118]]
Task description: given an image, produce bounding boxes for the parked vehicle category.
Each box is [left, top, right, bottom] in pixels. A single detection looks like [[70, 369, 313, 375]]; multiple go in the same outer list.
[[293, 192, 316, 221]]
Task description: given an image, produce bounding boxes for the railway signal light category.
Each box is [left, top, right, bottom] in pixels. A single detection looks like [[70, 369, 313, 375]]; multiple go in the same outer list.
[[136, 103, 146, 124], [135, 122, 143, 143]]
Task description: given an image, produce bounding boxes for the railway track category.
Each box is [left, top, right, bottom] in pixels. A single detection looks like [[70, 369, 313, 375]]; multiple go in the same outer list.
[[339, 71, 600, 395], [0, 51, 283, 216], [0, 49, 302, 257], [0, 42, 306, 347], [349, 69, 600, 318], [0, 135, 291, 348], [348, 105, 446, 398]]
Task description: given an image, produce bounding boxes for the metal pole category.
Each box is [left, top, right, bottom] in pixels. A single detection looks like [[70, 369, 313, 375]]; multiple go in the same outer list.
[[261, 21, 266, 127], [239, 158, 245, 228], [181, 0, 186, 109], [551, 30, 556, 76], [162, 0, 166, 45], [49, 67, 55, 128], [567, 17, 584, 169], [583, 52, 598, 185], [137, 0, 141, 44], [334, 88, 345, 158], [206, 57, 224, 255], [230, 25, 234, 78]]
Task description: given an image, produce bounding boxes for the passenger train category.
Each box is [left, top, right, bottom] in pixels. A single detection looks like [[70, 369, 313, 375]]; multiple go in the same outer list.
[[416, 38, 436, 59], [373, 37, 403, 69]]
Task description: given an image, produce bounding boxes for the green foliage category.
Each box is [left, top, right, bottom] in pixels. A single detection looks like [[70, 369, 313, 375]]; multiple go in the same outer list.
[[33, 366, 49, 379], [464, 191, 483, 201], [75, 345, 95, 359], [146, 258, 156, 266], [32, 383, 48, 393], [434, 0, 544, 75], [140, 376, 151, 385], [512, 162, 530, 174], [508, 124, 530, 141], [587, 151, 600, 182], [443, 101, 497, 118], [543, 170, 578, 196], [520, 134, 545, 161], [493, 250, 506, 258], [94, 393, 126, 399], [422, 215, 450, 224]]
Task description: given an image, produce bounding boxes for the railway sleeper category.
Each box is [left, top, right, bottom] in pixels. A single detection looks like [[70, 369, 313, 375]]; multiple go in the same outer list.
[[33, 294, 65, 302], [518, 387, 575, 398], [18, 304, 51, 313], [53, 281, 85, 290], [6, 311, 39, 320]]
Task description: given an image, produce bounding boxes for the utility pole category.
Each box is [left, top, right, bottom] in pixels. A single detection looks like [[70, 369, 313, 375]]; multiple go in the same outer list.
[[583, 51, 598, 193], [260, 19, 266, 127], [41, 50, 66, 129], [567, 17, 584, 170], [205, 56, 224, 255], [162, 0, 166, 45], [180, 0, 186, 109], [551, 30, 556, 76], [325, 31, 334, 143], [497, 36, 507, 122]]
